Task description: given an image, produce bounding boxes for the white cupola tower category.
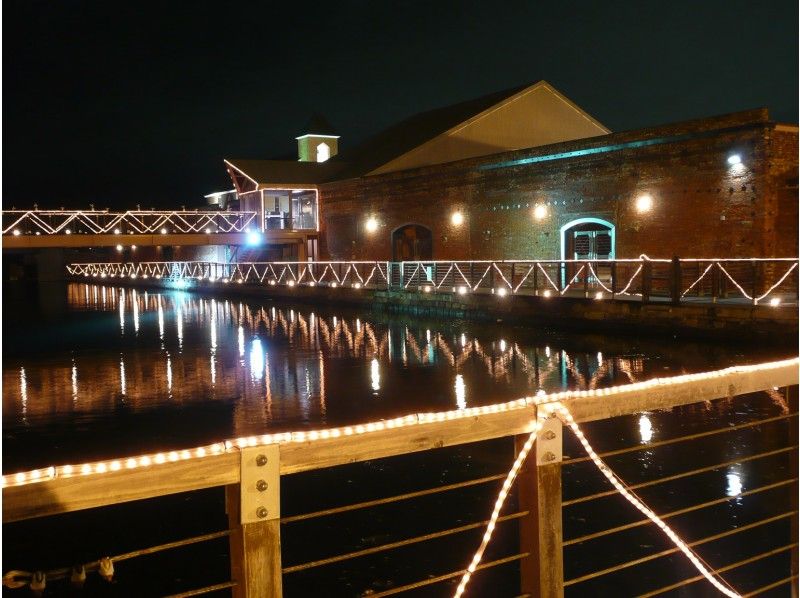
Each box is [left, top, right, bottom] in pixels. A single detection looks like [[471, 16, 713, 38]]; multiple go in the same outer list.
[[296, 114, 339, 162]]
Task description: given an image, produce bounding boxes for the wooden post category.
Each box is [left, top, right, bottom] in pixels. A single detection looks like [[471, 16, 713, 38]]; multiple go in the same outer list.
[[719, 261, 728, 298], [751, 260, 759, 306], [226, 445, 282, 598], [610, 261, 617, 300], [516, 412, 564, 598], [795, 260, 800, 304], [583, 261, 589, 298], [489, 262, 495, 293], [711, 262, 720, 303], [641, 260, 652, 304], [510, 263, 516, 293], [533, 262, 539, 296], [670, 257, 681, 306]]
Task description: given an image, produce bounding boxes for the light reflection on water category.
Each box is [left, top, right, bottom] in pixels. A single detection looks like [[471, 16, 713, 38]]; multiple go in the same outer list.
[[1, 282, 790, 469]]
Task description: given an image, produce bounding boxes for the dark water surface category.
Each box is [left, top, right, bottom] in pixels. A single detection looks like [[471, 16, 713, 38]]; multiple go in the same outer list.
[[2, 282, 787, 471], [3, 282, 796, 597]]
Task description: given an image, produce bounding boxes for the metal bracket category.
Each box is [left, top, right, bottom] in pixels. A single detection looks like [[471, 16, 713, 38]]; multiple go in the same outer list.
[[240, 444, 280, 524], [536, 415, 563, 466]]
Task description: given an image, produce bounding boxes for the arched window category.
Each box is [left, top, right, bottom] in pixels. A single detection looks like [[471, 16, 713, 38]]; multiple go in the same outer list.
[[316, 142, 330, 163], [391, 224, 433, 261], [559, 217, 615, 287]]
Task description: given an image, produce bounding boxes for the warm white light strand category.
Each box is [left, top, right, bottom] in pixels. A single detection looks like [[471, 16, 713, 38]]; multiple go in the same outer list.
[[756, 263, 797, 302], [717, 263, 754, 300], [615, 264, 643, 296], [560, 266, 585, 295], [681, 263, 715, 297], [556, 404, 741, 598], [2, 211, 257, 235], [2, 358, 796, 490], [453, 419, 543, 598]]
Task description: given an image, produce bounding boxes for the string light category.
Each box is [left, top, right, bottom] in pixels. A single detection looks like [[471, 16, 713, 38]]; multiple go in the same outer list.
[[455, 418, 543, 598], [64, 258, 796, 307], [556, 404, 742, 598], [2, 358, 795, 489]]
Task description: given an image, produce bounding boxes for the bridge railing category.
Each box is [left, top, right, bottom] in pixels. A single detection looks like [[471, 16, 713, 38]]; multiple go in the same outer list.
[[68, 260, 394, 290], [3, 359, 798, 596], [67, 257, 799, 305], [3, 210, 258, 235]]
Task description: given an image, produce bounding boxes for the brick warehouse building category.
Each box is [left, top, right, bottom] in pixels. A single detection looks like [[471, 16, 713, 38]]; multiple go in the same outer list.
[[224, 81, 798, 262]]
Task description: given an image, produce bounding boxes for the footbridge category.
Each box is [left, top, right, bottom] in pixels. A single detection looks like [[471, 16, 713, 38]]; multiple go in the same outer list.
[[1, 209, 312, 249]]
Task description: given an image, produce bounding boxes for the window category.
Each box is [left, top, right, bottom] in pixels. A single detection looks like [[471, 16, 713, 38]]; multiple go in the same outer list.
[[316, 142, 330, 163]]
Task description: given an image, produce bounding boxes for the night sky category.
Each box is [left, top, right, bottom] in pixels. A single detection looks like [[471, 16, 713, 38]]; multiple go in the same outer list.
[[4, 0, 797, 209]]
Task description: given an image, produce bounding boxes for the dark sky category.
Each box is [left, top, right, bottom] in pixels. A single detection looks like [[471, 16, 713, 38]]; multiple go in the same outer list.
[[4, 0, 797, 209]]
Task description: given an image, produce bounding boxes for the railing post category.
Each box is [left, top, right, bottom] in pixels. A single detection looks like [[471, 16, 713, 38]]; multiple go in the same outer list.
[[510, 263, 515, 293], [226, 445, 282, 598], [711, 262, 720, 304], [670, 257, 681, 306], [516, 410, 563, 598], [751, 260, 760, 306], [533, 262, 539, 296], [489, 262, 495, 293], [583, 261, 589, 298], [399, 262, 404, 290], [641, 259, 652, 304], [610, 261, 618, 300], [795, 260, 799, 304]]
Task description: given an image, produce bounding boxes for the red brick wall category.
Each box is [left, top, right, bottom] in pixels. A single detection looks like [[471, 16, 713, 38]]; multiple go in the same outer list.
[[317, 109, 798, 261], [765, 128, 799, 257]]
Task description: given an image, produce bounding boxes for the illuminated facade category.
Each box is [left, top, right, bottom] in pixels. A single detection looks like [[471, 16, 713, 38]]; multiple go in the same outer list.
[[225, 81, 798, 261]]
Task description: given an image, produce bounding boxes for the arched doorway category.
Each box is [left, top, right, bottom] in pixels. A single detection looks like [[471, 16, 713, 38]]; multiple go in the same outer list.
[[560, 217, 615, 261], [560, 217, 615, 286], [392, 224, 433, 261]]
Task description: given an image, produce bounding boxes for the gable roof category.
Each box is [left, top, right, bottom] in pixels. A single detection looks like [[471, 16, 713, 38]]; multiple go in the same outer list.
[[225, 80, 609, 187], [332, 84, 530, 178], [298, 113, 339, 138]]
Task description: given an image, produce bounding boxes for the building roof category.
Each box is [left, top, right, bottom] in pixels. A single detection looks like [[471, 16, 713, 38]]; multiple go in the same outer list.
[[225, 158, 345, 188], [225, 80, 608, 187], [298, 113, 339, 138], [332, 84, 530, 177]]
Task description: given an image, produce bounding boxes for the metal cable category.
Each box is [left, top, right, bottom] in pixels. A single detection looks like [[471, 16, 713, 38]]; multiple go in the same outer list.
[[636, 543, 797, 597], [280, 473, 507, 524], [562, 445, 797, 506], [367, 552, 528, 597], [563, 412, 797, 465], [564, 511, 796, 586], [283, 511, 527, 574], [563, 478, 796, 546], [163, 581, 237, 597], [742, 574, 798, 597]]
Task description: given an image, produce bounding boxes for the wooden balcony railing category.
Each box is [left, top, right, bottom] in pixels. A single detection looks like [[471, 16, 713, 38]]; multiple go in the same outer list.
[[3, 358, 798, 596]]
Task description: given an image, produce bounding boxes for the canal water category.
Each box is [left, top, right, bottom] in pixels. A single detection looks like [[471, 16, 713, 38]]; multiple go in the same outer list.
[[3, 282, 796, 596]]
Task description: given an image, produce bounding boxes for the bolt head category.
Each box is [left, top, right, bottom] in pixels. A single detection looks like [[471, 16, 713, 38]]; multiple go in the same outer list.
[[543, 430, 556, 440], [256, 479, 268, 492], [256, 454, 268, 467], [256, 506, 268, 519]]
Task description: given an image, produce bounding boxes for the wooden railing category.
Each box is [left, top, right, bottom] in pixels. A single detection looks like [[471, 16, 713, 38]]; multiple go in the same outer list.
[[67, 257, 800, 306], [3, 359, 798, 596]]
